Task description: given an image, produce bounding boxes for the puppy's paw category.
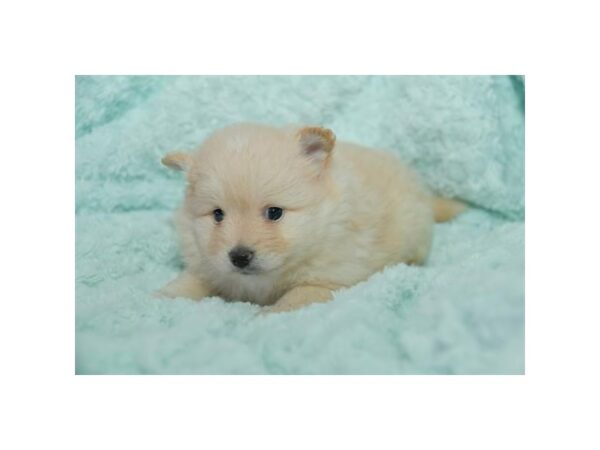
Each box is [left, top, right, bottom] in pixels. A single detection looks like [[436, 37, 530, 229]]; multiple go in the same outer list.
[[265, 285, 336, 313], [156, 271, 210, 300]]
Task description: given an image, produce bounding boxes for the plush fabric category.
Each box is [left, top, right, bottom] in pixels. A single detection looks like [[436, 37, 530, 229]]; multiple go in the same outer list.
[[75, 75, 524, 374]]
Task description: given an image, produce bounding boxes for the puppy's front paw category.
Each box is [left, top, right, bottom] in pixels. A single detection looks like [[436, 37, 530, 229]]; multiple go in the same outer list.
[[156, 271, 210, 300], [266, 285, 335, 313]]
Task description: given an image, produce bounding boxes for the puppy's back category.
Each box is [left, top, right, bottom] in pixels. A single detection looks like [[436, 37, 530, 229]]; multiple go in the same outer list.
[[334, 141, 435, 266]]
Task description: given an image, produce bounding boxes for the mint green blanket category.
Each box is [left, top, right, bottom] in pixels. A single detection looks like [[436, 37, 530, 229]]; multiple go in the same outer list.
[[75, 76, 524, 374]]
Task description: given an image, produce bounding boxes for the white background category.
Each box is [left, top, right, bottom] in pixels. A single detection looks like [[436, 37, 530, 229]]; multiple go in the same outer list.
[[1, 0, 599, 449]]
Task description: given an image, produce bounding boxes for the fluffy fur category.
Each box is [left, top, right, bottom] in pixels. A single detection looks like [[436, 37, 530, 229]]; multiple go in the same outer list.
[[159, 123, 464, 312]]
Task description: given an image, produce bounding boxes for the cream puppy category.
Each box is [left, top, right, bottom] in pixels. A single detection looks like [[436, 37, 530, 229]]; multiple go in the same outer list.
[[159, 123, 464, 312]]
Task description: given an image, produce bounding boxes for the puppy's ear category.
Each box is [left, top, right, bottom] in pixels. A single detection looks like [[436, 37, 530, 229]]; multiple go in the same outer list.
[[161, 151, 192, 171], [297, 126, 336, 163]]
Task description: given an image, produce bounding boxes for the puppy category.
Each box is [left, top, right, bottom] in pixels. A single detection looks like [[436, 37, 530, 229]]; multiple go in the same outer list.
[[159, 123, 464, 312]]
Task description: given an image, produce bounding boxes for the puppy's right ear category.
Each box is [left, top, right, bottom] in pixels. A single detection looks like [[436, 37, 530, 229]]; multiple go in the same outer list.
[[161, 151, 192, 171]]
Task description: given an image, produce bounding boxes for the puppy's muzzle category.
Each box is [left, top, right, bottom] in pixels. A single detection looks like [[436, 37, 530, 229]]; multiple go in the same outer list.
[[229, 246, 255, 269]]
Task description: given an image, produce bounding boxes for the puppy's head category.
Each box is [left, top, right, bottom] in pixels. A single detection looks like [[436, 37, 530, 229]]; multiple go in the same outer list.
[[162, 123, 337, 278]]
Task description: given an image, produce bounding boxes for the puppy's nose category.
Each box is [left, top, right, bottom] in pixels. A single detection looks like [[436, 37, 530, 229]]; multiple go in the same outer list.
[[228, 246, 255, 269]]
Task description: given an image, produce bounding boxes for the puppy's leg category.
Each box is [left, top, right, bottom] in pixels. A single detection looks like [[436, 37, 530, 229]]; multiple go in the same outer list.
[[156, 271, 210, 300], [268, 285, 336, 313]]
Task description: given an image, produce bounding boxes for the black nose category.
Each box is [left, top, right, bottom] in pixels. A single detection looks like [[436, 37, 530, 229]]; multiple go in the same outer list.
[[228, 246, 255, 269]]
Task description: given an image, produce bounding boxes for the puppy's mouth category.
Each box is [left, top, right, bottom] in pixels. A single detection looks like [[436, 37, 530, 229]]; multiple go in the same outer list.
[[233, 266, 263, 275]]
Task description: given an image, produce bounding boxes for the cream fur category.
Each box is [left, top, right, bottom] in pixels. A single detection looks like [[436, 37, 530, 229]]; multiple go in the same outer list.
[[159, 123, 463, 312]]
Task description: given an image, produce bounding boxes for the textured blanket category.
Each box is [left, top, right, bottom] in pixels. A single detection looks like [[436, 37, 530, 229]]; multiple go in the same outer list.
[[75, 75, 525, 374]]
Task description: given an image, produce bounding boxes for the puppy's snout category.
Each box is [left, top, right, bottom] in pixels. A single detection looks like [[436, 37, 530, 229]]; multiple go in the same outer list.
[[229, 246, 255, 269]]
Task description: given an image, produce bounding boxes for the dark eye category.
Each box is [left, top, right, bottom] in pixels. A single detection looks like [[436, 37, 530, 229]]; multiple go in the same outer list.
[[213, 208, 225, 223], [265, 207, 284, 221]]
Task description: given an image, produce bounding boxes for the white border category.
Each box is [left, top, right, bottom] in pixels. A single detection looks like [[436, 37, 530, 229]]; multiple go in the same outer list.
[[3, 0, 600, 449]]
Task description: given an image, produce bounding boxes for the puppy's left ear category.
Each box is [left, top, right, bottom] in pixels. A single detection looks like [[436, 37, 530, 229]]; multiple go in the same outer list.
[[297, 126, 336, 164], [161, 151, 192, 171]]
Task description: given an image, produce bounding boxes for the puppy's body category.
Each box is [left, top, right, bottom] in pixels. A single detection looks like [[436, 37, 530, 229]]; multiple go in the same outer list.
[[160, 123, 463, 312]]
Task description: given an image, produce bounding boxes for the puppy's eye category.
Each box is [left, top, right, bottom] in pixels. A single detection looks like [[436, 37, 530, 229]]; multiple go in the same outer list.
[[265, 207, 284, 221], [213, 208, 225, 223]]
